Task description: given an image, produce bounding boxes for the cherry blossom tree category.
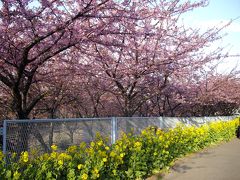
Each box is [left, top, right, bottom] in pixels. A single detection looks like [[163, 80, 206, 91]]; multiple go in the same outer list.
[[189, 72, 240, 116], [0, 0, 150, 119], [0, 0, 238, 121], [80, 2, 234, 117]]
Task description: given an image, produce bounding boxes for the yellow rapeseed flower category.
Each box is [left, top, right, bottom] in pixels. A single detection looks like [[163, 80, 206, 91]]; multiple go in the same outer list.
[[90, 142, 95, 147], [67, 145, 77, 153], [156, 129, 163, 136], [12, 152, 17, 159], [112, 169, 117, 175], [78, 164, 83, 170], [0, 151, 3, 161], [13, 171, 21, 179], [58, 160, 63, 166], [87, 147, 94, 155], [158, 135, 163, 141], [50, 152, 57, 159], [164, 144, 169, 148], [105, 146, 110, 151], [115, 145, 120, 150], [21, 151, 28, 163], [118, 141, 123, 146], [141, 129, 147, 135], [51, 144, 58, 151], [94, 168, 99, 174], [134, 141, 142, 147], [120, 153, 125, 158], [93, 168, 99, 177], [58, 153, 72, 160], [80, 142, 86, 149], [97, 140, 103, 146], [103, 157, 107, 162], [98, 150, 107, 157], [81, 173, 88, 180], [110, 151, 116, 157]]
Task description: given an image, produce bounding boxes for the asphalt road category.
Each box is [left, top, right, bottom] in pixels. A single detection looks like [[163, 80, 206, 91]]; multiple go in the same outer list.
[[160, 138, 240, 180]]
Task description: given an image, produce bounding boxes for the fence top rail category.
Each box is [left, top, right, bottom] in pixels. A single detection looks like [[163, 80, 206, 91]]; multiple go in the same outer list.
[[3, 117, 112, 123], [117, 116, 235, 118], [3, 116, 236, 124]]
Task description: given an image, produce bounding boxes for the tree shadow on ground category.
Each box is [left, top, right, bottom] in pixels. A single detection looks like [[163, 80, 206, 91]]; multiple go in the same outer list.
[[171, 164, 193, 173], [169, 149, 215, 174], [193, 152, 216, 159], [147, 150, 215, 180]]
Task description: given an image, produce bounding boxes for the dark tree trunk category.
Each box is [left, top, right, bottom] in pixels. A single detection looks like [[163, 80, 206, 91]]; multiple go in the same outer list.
[[16, 115, 30, 154]]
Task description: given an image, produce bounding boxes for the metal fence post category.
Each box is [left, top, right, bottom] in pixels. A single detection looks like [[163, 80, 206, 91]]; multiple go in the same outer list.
[[111, 117, 117, 144], [159, 116, 163, 129], [187, 118, 190, 126], [3, 120, 7, 154]]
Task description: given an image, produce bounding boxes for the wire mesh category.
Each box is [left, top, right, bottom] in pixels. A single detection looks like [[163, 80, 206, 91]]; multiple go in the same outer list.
[[116, 117, 162, 138], [2, 116, 236, 157], [4, 118, 112, 155], [0, 121, 3, 150]]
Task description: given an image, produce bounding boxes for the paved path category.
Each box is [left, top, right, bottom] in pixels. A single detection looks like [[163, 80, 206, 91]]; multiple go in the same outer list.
[[161, 138, 240, 180]]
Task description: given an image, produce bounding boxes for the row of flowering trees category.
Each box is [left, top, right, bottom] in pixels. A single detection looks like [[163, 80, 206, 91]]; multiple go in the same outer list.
[[0, 0, 239, 120]]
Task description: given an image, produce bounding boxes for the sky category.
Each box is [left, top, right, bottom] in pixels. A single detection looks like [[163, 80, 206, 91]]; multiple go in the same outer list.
[[182, 0, 240, 73]]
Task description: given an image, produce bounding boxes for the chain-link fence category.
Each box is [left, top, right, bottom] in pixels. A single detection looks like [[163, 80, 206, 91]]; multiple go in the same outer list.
[[1, 116, 235, 156], [0, 121, 3, 150]]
